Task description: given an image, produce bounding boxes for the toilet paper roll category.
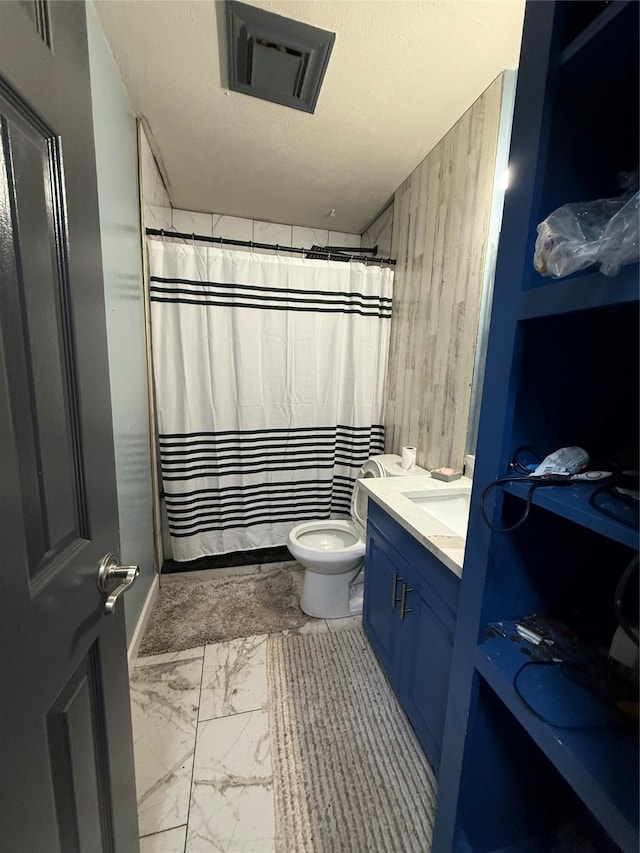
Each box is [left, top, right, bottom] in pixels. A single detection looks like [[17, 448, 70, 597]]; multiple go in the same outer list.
[[401, 446, 417, 470]]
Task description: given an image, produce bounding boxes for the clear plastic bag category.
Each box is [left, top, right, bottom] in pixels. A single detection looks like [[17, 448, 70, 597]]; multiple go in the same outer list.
[[534, 176, 639, 278]]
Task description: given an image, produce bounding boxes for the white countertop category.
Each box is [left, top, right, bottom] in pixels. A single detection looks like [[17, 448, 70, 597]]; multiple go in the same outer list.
[[359, 474, 474, 578]]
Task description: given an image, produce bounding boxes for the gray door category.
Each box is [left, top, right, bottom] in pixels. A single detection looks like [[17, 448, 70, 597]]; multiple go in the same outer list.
[[0, 2, 139, 850]]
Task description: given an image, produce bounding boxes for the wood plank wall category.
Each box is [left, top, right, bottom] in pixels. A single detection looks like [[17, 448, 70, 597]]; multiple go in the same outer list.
[[385, 74, 504, 471]]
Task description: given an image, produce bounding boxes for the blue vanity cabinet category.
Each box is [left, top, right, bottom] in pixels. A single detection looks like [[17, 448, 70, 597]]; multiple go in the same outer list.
[[362, 510, 409, 683], [399, 557, 458, 771], [363, 500, 460, 771]]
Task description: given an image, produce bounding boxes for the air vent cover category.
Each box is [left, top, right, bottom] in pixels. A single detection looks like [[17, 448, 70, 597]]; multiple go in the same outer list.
[[226, 1, 335, 113]]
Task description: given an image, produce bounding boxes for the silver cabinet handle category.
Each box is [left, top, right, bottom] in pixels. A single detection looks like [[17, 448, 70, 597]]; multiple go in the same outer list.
[[400, 582, 413, 620], [97, 553, 139, 614], [392, 572, 404, 608]]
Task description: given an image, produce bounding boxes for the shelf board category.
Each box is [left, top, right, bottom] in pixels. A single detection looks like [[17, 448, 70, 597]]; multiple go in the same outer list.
[[561, 0, 635, 67], [519, 263, 639, 320], [475, 631, 639, 853], [503, 480, 638, 548]]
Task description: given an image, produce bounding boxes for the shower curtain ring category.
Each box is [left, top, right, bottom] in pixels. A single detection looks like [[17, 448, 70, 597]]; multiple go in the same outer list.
[[192, 232, 196, 247], [276, 243, 280, 258], [160, 229, 165, 243]]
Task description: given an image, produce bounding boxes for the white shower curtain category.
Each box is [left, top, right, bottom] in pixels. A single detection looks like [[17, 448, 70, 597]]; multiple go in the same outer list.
[[148, 240, 393, 560]]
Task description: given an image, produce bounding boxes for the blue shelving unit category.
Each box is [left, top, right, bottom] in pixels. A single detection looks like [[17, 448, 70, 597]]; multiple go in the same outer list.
[[560, 0, 637, 68], [432, 2, 639, 851], [503, 480, 638, 549], [476, 630, 638, 853], [519, 263, 639, 320]]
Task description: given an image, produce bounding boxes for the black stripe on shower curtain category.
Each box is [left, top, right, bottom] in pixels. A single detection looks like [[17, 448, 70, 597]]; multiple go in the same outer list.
[[149, 276, 392, 317], [161, 425, 384, 538], [159, 424, 385, 478]]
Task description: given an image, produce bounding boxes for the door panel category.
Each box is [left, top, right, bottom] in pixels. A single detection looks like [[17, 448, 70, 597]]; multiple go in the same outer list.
[[0, 2, 139, 850], [402, 588, 456, 771], [363, 525, 406, 681], [1, 101, 85, 580], [47, 644, 111, 853]]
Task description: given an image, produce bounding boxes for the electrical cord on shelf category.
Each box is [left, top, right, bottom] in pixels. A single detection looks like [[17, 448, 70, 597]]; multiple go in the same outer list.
[[510, 445, 549, 475], [614, 553, 639, 647], [513, 660, 632, 731], [479, 476, 575, 533], [482, 448, 638, 534]]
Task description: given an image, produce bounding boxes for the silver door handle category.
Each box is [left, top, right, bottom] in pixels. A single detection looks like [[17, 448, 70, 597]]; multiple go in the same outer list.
[[392, 572, 402, 608], [97, 553, 139, 614], [400, 582, 413, 620]]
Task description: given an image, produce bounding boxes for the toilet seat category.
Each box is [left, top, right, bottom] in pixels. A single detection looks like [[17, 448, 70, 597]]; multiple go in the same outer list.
[[288, 519, 365, 571], [289, 457, 387, 562]]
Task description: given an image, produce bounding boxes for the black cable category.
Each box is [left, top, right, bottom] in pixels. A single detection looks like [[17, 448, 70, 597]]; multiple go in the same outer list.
[[511, 445, 548, 475], [513, 660, 631, 730], [614, 553, 639, 647], [480, 478, 534, 532], [480, 476, 574, 533]]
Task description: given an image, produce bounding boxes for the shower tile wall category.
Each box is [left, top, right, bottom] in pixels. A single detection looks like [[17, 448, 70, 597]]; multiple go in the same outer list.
[[253, 219, 296, 255], [171, 208, 362, 255], [384, 73, 506, 472]]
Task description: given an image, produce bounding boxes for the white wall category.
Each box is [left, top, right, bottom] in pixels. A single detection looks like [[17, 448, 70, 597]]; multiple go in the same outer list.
[[140, 127, 172, 231], [86, 1, 155, 643], [361, 203, 394, 259]]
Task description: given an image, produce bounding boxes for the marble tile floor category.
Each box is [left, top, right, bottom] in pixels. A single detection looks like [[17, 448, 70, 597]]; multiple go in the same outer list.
[[132, 563, 361, 852]]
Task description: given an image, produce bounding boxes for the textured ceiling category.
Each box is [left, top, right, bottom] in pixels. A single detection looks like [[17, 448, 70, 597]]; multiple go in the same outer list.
[[95, 0, 525, 233]]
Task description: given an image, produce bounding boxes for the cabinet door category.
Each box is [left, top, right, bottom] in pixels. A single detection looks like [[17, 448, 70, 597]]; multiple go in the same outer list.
[[399, 569, 457, 772], [363, 525, 408, 685]]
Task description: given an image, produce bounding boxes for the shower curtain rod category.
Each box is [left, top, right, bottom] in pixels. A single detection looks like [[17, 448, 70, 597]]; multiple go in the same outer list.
[[145, 227, 396, 266]]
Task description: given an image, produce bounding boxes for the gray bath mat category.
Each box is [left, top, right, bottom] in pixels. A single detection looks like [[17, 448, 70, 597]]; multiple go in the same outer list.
[[267, 626, 437, 852], [139, 564, 311, 655]]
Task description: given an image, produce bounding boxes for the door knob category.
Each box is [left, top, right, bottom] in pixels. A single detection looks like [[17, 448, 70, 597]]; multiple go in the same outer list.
[[97, 553, 139, 614]]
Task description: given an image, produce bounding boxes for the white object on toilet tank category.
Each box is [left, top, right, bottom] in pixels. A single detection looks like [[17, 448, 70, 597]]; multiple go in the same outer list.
[[401, 446, 417, 470], [374, 453, 428, 478], [350, 453, 429, 538]]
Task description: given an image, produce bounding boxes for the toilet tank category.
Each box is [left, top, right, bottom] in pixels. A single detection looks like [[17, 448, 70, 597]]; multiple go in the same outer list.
[[351, 454, 429, 536], [375, 453, 428, 477]]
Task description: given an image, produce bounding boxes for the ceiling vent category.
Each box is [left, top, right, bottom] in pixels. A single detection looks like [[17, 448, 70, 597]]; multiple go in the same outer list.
[[226, 1, 335, 114]]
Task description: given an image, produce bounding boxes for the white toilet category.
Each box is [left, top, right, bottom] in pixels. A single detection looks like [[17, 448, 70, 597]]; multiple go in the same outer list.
[[287, 453, 427, 618]]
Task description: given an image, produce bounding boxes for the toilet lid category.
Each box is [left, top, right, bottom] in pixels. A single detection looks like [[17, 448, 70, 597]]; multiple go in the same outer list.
[[350, 458, 387, 537]]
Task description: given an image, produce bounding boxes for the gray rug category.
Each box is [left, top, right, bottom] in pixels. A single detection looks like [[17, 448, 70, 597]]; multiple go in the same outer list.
[[267, 626, 437, 852], [139, 563, 311, 655]]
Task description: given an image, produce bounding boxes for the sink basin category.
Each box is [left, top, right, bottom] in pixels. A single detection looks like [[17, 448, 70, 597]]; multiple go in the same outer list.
[[402, 488, 471, 538]]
